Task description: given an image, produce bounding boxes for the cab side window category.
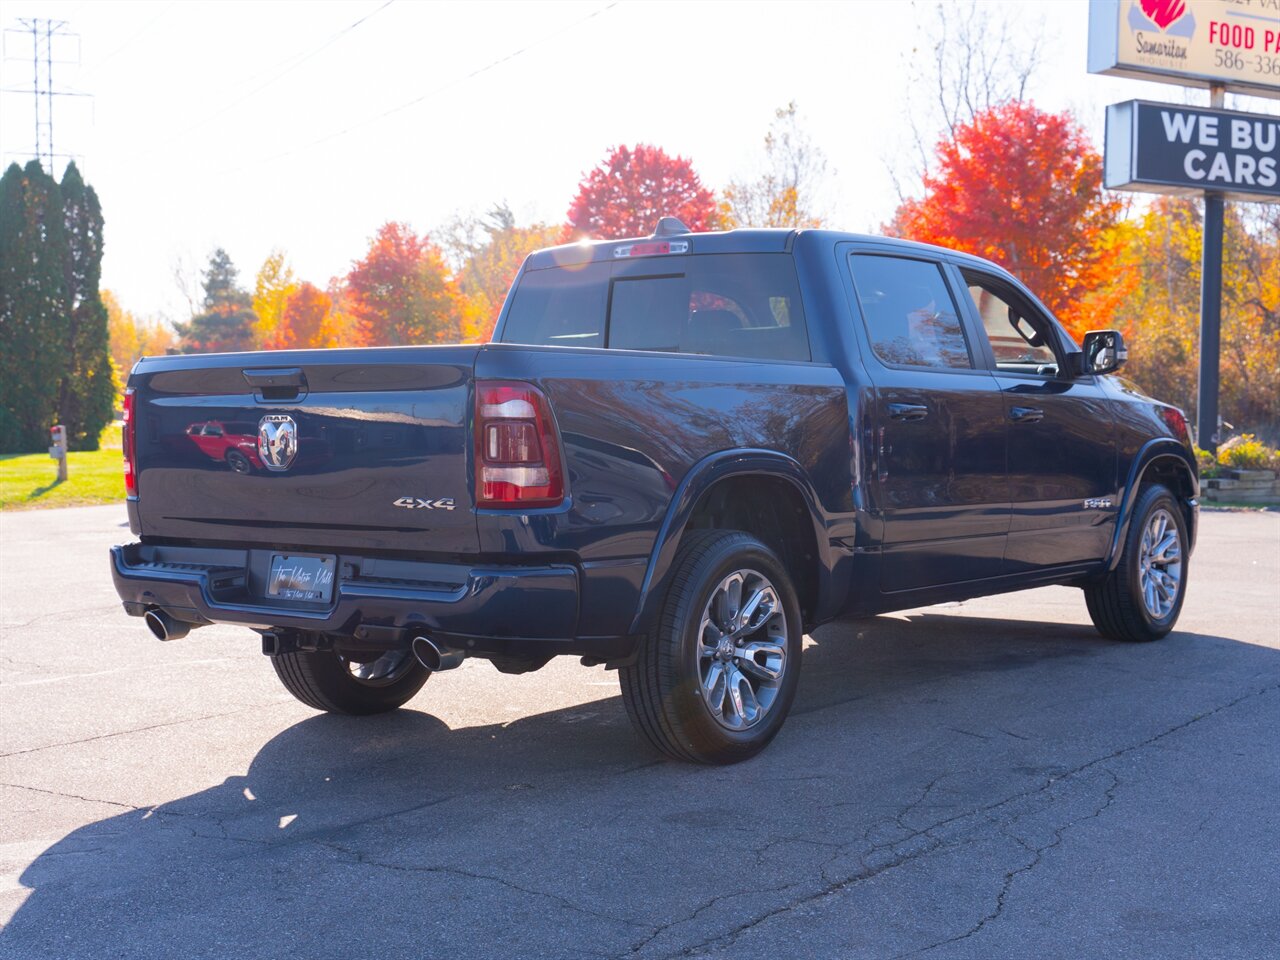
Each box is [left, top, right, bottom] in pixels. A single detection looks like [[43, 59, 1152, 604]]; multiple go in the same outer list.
[[848, 254, 972, 370], [963, 275, 1059, 374]]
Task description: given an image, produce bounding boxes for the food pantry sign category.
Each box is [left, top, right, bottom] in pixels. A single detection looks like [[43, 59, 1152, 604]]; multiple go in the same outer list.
[[1105, 100, 1280, 201], [1089, 0, 1280, 99]]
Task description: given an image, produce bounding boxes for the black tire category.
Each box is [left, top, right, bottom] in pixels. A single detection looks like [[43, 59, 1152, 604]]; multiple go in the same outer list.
[[271, 648, 429, 715], [620, 530, 804, 764], [1084, 483, 1188, 643]]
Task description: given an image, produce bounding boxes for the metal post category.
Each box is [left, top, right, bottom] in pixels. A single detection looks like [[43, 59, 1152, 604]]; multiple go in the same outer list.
[[1197, 85, 1226, 452], [49, 424, 67, 482]]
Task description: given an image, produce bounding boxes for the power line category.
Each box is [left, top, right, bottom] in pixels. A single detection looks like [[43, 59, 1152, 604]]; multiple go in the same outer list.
[[76, 2, 174, 83], [168, 0, 396, 144], [215, 1, 619, 176]]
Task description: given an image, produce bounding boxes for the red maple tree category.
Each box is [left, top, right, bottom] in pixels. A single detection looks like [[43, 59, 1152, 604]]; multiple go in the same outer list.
[[346, 222, 465, 345], [564, 144, 718, 240], [888, 101, 1126, 340]]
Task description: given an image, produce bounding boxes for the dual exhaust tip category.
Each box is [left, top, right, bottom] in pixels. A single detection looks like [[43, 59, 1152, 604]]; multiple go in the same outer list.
[[411, 635, 465, 672], [144, 608, 462, 673], [144, 608, 191, 642]]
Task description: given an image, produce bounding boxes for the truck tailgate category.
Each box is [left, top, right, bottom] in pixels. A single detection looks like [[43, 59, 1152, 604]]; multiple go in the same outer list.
[[129, 346, 478, 553]]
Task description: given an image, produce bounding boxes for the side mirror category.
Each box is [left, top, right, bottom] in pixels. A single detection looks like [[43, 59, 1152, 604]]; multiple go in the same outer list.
[[1082, 329, 1127, 375]]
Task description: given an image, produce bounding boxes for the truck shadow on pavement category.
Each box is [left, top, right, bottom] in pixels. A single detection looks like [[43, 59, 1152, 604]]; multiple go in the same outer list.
[[4, 613, 1278, 960]]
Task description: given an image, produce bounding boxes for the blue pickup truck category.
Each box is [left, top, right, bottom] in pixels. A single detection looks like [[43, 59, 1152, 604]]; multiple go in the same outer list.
[[111, 220, 1198, 763]]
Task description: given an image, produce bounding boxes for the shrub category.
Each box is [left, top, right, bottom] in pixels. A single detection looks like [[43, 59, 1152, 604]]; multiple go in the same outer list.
[[1217, 434, 1278, 471], [1194, 447, 1220, 479]]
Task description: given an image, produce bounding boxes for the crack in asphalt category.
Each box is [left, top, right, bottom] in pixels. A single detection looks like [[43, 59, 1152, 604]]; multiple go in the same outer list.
[[314, 838, 652, 932], [2, 604, 125, 631], [644, 682, 1276, 959], [0, 780, 139, 811], [890, 767, 1122, 959], [0, 700, 292, 758]]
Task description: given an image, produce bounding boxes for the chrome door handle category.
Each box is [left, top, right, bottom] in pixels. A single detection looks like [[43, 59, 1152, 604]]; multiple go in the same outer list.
[[1010, 406, 1044, 423], [887, 403, 929, 422]]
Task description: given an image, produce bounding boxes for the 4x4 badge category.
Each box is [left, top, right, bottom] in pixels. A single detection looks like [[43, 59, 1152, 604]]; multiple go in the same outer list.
[[394, 497, 456, 511]]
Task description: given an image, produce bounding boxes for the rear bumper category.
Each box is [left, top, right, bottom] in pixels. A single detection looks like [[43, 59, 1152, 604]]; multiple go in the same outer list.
[[110, 542, 632, 661]]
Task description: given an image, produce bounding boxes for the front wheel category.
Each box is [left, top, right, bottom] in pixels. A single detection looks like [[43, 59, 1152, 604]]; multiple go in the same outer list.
[[1085, 483, 1188, 642], [271, 647, 429, 715], [620, 530, 803, 764]]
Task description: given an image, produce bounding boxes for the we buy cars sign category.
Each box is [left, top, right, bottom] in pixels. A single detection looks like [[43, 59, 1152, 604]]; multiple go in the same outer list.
[[1105, 100, 1280, 202]]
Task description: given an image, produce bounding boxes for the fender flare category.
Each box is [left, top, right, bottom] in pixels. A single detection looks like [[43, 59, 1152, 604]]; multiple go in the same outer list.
[[627, 449, 832, 635], [1106, 438, 1198, 571]]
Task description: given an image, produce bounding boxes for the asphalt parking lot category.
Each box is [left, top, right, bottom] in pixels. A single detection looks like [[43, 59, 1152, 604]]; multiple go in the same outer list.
[[1, 505, 1277, 959]]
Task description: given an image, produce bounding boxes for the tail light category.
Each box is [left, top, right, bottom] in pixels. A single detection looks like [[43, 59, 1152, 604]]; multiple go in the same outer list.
[[474, 380, 564, 508], [122, 387, 138, 498], [1160, 405, 1190, 445]]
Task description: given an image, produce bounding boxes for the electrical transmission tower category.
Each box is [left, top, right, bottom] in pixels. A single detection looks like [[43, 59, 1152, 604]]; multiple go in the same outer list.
[[2, 18, 86, 173]]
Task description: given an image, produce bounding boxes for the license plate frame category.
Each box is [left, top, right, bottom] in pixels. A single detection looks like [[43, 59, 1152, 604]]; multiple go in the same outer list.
[[266, 553, 336, 603]]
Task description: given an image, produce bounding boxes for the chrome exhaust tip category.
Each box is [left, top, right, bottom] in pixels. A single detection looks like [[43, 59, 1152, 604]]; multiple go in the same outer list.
[[411, 635, 464, 671], [144, 608, 191, 642]]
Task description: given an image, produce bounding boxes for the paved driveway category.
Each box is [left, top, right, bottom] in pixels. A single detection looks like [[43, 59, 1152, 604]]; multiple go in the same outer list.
[[1, 506, 1277, 959]]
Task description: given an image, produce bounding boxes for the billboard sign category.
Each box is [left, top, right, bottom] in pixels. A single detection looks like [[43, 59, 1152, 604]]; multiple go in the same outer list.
[[1105, 99, 1280, 201], [1089, 0, 1280, 98]]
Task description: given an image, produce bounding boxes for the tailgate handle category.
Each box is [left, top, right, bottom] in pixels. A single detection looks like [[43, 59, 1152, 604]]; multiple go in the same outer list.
[[243, 367, 307, 401]]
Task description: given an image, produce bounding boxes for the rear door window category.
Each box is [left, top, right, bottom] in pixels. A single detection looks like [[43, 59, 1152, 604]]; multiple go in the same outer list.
[[848, 254, 972, 370], [501, 254, 810, 361]]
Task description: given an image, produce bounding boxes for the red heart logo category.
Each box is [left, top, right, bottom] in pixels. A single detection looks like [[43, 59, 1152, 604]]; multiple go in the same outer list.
[[1140, 0, 1186, 30]]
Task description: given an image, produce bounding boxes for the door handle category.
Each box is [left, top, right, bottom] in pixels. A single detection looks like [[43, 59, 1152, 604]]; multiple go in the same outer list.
[[887, 402, 929, 422], [1010, 406, 1044, 423]]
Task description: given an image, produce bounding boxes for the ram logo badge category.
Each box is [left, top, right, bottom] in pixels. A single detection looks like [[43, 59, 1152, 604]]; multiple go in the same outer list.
[[257, 415, 297, 471], [1083, 497, 1113, 510], [394, 497, 456, 511]]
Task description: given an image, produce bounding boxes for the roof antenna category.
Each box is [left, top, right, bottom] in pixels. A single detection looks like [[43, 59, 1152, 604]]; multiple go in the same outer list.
[[652, 216, 691, 238]]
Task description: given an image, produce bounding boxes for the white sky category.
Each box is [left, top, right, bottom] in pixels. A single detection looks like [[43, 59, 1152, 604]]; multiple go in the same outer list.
[[1, 0, 1276, 322]]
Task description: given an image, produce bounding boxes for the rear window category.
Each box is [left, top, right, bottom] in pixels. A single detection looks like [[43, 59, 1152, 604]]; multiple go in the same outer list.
[[501, 254, 810, 361], [501, 261, 610, 347]]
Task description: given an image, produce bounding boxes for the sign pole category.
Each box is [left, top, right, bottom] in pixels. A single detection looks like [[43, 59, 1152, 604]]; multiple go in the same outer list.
[[1197, 84, 1226, 452]]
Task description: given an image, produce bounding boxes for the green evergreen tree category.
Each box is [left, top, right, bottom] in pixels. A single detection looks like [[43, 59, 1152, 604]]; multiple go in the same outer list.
[[0, 161, 70, 453], [175, 248, 258, 353], [57, 162, 114, 450]]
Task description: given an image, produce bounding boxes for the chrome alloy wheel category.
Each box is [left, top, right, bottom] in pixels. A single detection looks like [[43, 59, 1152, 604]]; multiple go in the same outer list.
[[697, 569, 789, 731], [341, 649, 416, 686], [1139, 507, 1182, 620]]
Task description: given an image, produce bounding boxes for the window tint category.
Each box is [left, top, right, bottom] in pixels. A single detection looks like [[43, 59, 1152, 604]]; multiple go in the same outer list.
[[963, 275, 1059, 373], [501, 254, 809, 361], [609, 254, 810, 360], [502, 262, 609, 347], [848, 255, 971, 369]]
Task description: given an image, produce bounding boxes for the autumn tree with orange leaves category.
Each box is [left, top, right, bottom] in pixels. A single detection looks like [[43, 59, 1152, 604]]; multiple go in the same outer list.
[[260, 282, 331, 350], [565, 144, 718, 241], [888, 101, 1127, 341], [346, 222, 465, 346]]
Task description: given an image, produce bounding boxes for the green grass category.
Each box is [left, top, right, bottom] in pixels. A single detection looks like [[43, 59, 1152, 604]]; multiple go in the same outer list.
[[0, 422, 127, 511]]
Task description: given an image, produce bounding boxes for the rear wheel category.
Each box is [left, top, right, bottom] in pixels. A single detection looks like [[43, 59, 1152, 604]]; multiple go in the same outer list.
[[620, 530, 803, 764], [1085, 483, 1188, 642], [271, 647, 429, 715], [225, 449, 252, 474]]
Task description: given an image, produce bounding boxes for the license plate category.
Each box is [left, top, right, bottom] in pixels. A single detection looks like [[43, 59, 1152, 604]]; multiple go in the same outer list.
[[267, 554, 336, 602]]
